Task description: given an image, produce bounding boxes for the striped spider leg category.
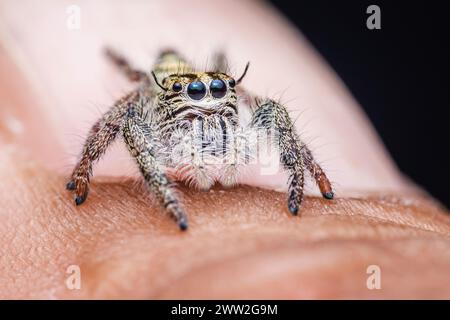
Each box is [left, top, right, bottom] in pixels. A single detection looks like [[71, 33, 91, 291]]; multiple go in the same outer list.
[[249, 98, 334, 214], [67, 50, 188, 229]]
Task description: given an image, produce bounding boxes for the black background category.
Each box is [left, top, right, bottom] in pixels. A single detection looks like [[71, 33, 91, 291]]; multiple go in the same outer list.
[[269, 0, 450, 207]]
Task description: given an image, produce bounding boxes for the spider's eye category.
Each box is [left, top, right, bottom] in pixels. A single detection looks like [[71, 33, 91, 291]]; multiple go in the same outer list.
[[187, 81, 206, 100], [172, 82, 183, 92], [210, 79, 227, 98], [228, 79, 236, 88]]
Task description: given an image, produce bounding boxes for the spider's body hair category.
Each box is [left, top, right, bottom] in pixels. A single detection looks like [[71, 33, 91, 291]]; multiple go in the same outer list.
[[159, 116, 257, 190], [67, 48, 334, 230]]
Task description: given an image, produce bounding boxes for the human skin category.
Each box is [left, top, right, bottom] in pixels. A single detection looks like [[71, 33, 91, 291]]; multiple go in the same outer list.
[[0, 0, 449, 299]]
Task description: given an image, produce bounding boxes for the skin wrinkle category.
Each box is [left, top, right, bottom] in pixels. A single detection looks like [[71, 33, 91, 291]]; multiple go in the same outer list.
[[315, 197, 450, 236]]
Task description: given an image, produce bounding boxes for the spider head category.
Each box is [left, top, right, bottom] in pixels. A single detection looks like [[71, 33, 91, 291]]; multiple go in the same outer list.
[[157, 72, 238, 100], [153, 64, 248, 120]]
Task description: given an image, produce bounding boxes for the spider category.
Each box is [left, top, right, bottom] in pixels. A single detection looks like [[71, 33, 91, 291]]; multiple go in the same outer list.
[[66, 48, 334, 230]]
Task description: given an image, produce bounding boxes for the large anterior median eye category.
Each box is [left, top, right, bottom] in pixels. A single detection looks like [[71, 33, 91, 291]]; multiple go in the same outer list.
[[187, 81, 206, 100], [210, 79, 227, 98]]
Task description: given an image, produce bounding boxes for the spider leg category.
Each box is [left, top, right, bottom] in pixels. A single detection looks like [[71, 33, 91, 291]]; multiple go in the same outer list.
[[104, 47, 150, 83], [250, 98, 333, 215], [168, 117, 219, 191], [67, 91, 139, 205], [182, 117, 215, 190], [123, 107, 188, 230], [301, 144, 334, 199], [219, 123, 254, 188]]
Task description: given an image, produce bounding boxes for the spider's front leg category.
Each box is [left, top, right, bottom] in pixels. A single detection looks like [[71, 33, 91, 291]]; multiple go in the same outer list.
[[66, 91, 139, 205], [250, 99, 334, 215], [123, 108, 188, 230], [104, 47, 150, 83]]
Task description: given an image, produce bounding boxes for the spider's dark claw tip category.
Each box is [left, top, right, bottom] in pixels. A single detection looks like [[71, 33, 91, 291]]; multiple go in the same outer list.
[[66, 181, 76, 190], [288, 203, 299, 216], [178, 220, 188, 231], [75, 195, 86, 206], [323, 191, 334, 200]]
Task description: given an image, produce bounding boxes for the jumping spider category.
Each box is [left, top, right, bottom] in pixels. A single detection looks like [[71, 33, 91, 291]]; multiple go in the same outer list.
[[66, 48, 334, 230]]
